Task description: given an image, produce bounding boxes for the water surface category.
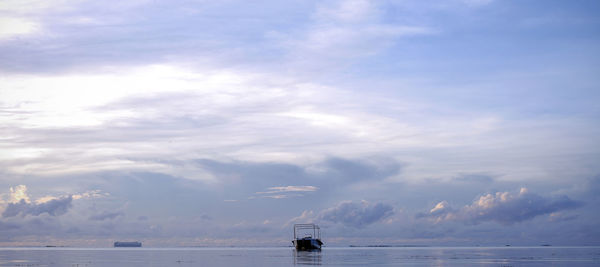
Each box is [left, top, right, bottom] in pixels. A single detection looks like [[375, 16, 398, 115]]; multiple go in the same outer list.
[[0, 246, 598, 266]]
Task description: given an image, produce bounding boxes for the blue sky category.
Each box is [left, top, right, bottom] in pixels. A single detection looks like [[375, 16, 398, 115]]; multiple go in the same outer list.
[[0, 0, 599, 247]]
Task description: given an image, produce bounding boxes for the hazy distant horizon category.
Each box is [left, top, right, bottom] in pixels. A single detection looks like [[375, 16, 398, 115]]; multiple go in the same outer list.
[[1, 0, 599, 247]]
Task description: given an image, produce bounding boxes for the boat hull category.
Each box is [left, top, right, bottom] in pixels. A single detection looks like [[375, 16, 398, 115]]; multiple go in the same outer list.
[[113, 241, 142, 247], [293, 238, 323, 250]]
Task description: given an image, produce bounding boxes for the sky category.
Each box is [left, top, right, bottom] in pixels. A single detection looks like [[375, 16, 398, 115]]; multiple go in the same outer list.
[[0, 0, 599, 247]]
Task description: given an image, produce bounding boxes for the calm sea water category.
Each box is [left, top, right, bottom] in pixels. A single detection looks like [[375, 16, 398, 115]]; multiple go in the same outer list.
[[0, 247, 598, 266]]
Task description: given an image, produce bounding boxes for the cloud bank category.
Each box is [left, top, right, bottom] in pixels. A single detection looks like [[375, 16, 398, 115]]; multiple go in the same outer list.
[[2, 196, 73, 218], [418, 188, 583, 225]]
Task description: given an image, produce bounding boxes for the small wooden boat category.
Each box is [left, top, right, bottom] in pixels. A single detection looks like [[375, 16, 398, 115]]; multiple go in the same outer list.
[[292, 224, 323, 250]]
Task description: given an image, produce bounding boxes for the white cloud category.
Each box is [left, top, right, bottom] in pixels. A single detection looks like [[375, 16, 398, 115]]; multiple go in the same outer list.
[[0, 17, 38, 39], [0, 65, 204, 128], [2, 185, 107, 211], [260, 194, 288, 199], [72, 190, 109, 200], [258, 186, 318, 194], [9, 185, 30, 203], [0, 0, 87, 40], [254, 186, 318, 199], [35, 195, 59, 204], [430, 200, 450, 213], [1, 60, 596, 188], [0, 64, 414, 178]]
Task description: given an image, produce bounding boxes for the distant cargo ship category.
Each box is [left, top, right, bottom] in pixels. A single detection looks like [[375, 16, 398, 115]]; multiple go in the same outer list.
[[114, 241, 142, 247]]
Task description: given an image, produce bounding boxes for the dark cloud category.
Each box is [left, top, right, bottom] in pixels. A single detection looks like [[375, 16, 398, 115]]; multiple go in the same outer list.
[[418, 188, 583, 225], [0, 215, 63, 240], [548, 213, 579, 223], [322, 158, 401, 184], [319, 201, 394, 228], [2, 196, 73, 218], [196, 159, 306, 187], [582, 175, 600, 201], [0, 221, 20, 231], [197, 157, 400, 190], [193, 157, 401, 216], [88, 211, 124, 221]]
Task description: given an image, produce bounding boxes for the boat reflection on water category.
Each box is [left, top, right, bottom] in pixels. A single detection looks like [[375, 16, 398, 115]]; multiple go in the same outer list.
[[293, 249, 322, 265]]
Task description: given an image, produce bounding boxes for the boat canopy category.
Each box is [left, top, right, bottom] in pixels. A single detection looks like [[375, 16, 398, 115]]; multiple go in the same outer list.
[[293, 224, 321, 240]]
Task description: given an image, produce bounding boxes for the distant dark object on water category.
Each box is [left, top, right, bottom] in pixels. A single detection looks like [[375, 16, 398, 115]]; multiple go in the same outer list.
[[114, 241, 142, 247], [541, 244, 552, 246], [292, 224, 323, 251]]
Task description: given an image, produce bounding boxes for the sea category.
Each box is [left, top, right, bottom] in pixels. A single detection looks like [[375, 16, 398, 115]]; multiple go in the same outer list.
[[0, 246, 598, 266]]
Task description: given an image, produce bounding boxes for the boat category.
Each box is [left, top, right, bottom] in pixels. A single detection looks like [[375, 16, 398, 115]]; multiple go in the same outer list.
[[114, 241, 142, 247], [292, 224, 323, 250]]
